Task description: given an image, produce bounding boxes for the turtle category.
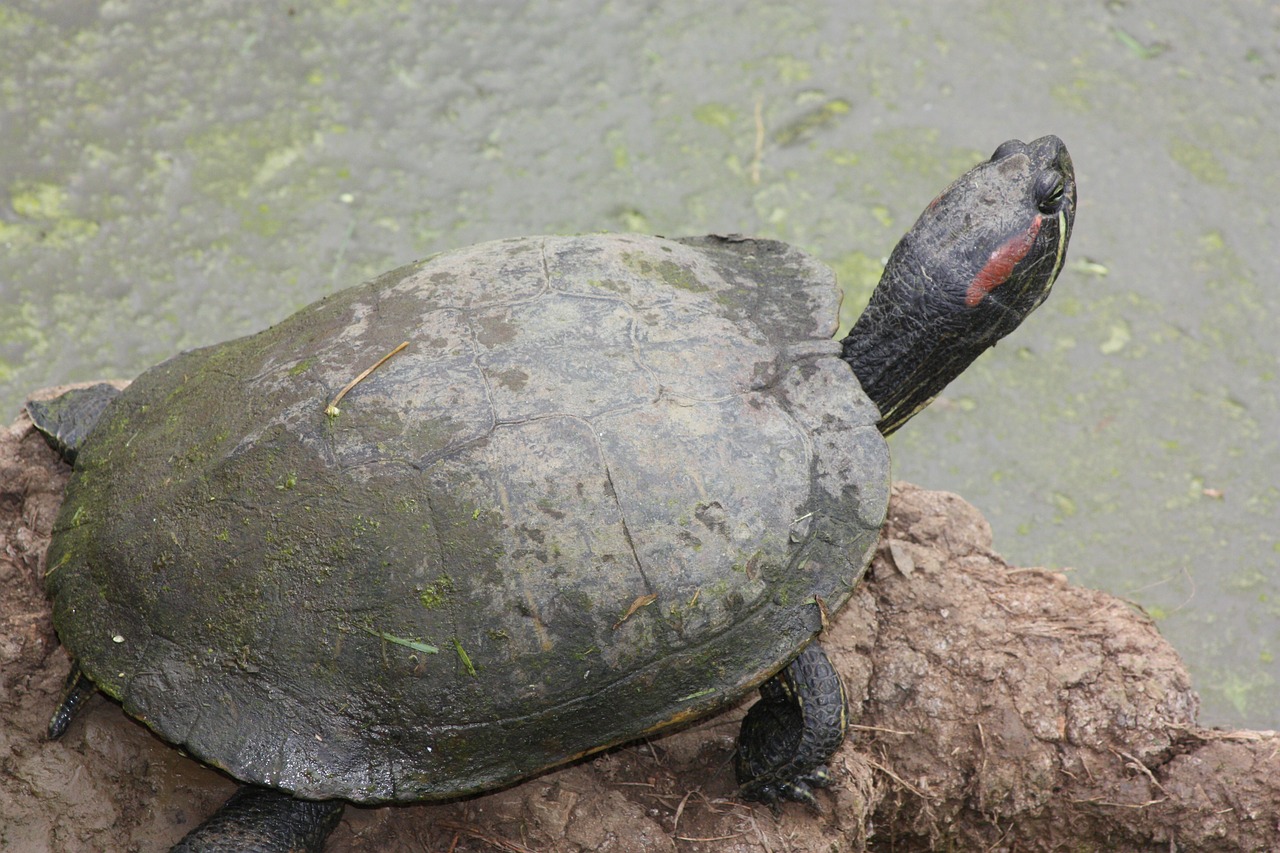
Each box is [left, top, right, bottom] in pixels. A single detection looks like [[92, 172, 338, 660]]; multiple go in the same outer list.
[[29, 135, 1075, 851]]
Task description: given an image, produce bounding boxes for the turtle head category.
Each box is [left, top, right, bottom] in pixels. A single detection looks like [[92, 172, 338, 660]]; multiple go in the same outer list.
[[841, 135, 1076, 436]]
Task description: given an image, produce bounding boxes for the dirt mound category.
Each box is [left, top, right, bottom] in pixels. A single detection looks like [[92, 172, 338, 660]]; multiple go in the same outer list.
[[3, 395, 1277, 851]]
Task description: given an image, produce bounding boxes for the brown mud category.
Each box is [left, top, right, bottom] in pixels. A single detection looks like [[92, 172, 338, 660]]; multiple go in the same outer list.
[[3, 393, 1277, 852]]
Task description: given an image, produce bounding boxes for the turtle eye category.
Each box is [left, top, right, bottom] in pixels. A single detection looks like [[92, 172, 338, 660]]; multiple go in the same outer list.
[[990, 139, 1024, 162], [1034, 170, 1065, 214]]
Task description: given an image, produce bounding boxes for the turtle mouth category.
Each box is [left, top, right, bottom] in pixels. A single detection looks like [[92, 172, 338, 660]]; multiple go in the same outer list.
[[1033, 139, 1076, 312], [1008, 135, 1076, 315], [1036, 207, 1071, 310]]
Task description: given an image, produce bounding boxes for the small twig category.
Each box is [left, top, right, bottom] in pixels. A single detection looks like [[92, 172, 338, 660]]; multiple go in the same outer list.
[[864, 754, 930, 799], [982, 819, 1014, 853], [849, 722, 916, 736], [1112, 747, 1170, 798], [433, 820, 538, 853], [325, 341, 409, 417], [745, 804, 773, 853], [977, 721, 988, 777], [1069, 795, 1169, 809], [672, 789, 695, 839], [675, 832, 750, 842], [1165, 721, 1278, 739], [1121, 565, 1198, 615]]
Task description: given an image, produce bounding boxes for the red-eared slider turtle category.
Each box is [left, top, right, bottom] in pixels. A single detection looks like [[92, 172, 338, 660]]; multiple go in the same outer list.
[[30, 136, 1075, 851]]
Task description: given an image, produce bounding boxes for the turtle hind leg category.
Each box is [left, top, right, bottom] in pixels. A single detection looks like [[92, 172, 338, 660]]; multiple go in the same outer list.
[[734, 643, 848, 811], [46, 661, 96, 740], [171, 786, 343, 853]]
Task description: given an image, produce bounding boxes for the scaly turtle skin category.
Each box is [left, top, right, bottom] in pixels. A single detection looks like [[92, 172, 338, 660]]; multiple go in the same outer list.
[[30, 135, 1075, 851]]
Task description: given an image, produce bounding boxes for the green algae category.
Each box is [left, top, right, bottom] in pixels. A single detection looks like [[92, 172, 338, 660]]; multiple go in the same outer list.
[[3, 182, 100, 248], [1168, 139, 1230, 186]]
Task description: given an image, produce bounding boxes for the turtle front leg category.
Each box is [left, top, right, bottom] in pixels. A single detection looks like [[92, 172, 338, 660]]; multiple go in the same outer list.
[[171, 786, 343, 853], [46, 661, 97, 740], [734, 643, 848, 810]]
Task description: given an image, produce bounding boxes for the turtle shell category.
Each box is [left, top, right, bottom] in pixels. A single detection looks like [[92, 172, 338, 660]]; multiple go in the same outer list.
[[45, 233, 890, 803]]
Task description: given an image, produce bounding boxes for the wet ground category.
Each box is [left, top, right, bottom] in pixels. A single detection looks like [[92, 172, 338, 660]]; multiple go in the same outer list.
[[1, 2, 1277, 730]]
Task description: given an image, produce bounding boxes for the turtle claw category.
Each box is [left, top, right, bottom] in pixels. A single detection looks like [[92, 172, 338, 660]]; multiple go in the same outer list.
[[779, 780, 821, 812], [748, 778, 823, 816]]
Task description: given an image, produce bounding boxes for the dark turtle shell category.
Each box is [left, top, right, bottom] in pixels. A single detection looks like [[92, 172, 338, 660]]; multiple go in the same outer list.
[[45, 233, 889, 803]]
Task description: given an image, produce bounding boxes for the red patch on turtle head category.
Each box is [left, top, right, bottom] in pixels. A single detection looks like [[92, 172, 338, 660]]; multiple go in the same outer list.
[[965, 215, 1043, 307]]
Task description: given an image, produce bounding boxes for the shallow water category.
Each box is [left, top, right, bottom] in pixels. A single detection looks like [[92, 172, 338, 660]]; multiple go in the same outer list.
[[1, 1, 1276, 728]]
